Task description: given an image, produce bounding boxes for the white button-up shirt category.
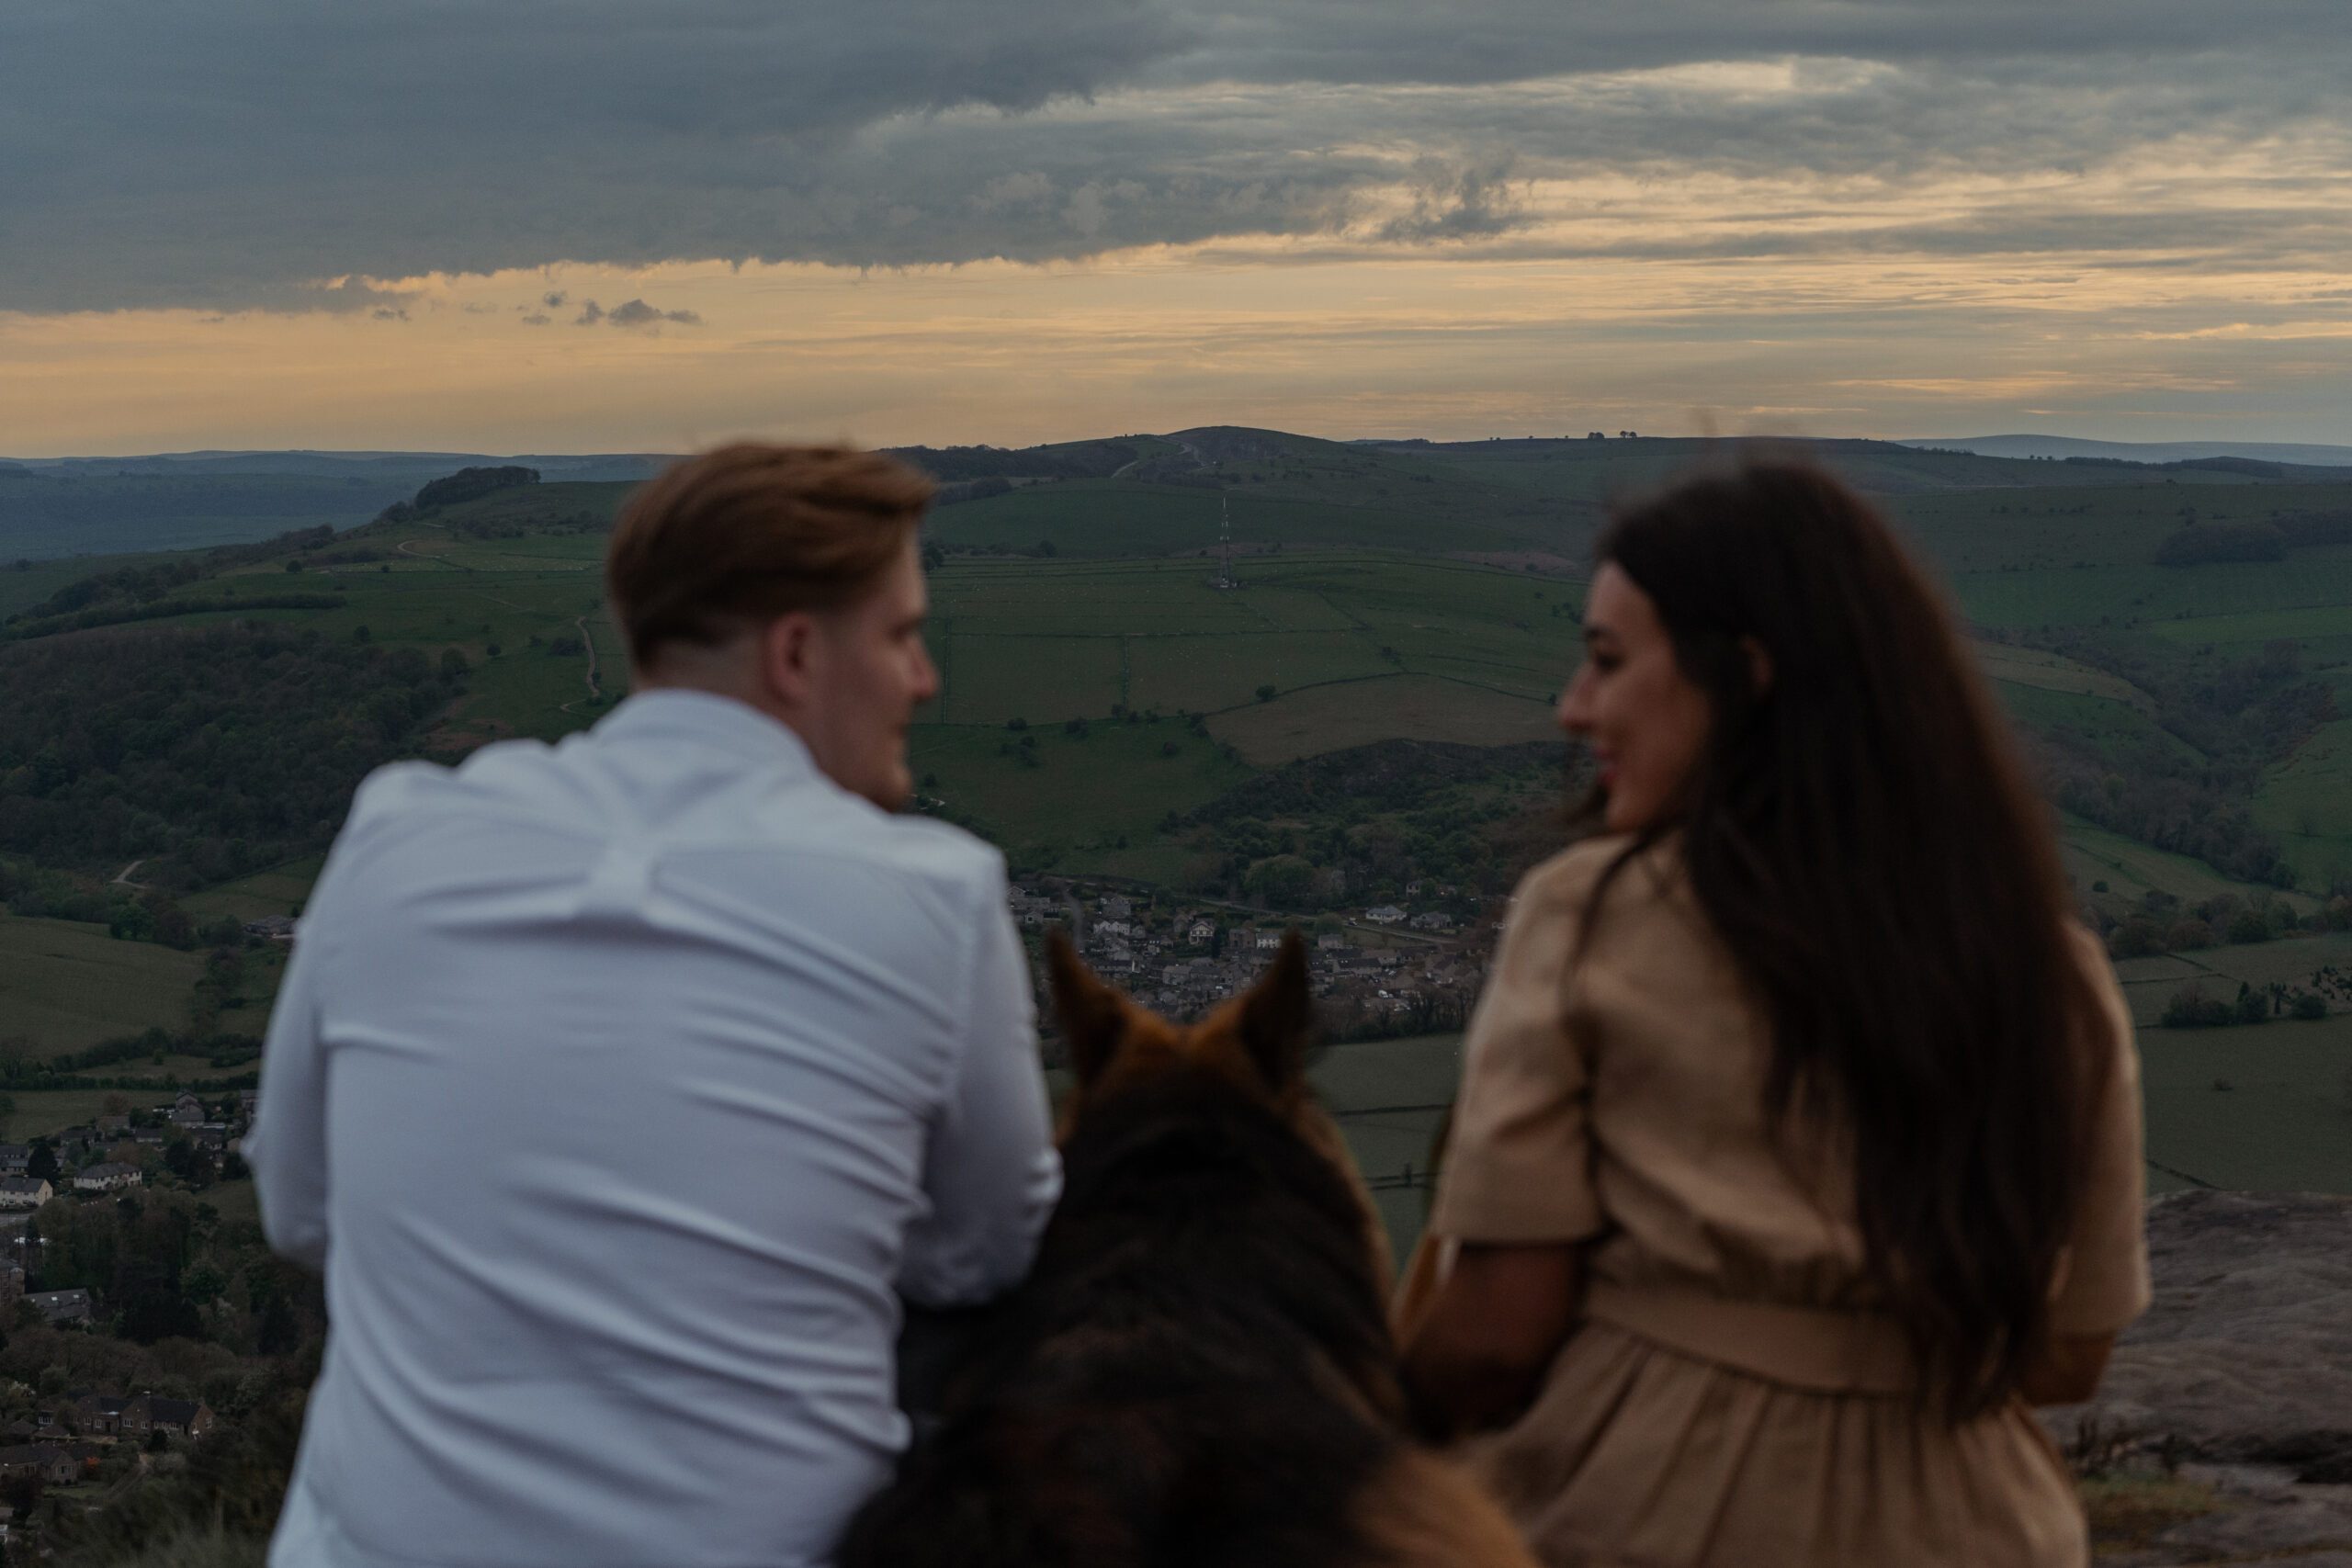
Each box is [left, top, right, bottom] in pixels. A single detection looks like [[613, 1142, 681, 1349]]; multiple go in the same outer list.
[[247, 690, 1060, 1568]]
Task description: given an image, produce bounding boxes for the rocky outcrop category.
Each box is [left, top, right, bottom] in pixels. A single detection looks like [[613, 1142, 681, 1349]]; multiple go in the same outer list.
[[2045, 1191, 2352, 1562], [2075, 1192, 2352, 1472]]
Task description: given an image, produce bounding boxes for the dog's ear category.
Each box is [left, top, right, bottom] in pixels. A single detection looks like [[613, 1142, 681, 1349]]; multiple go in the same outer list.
[[1235, 930, 1315, 1091], [1047, 929, 1126, 1089]]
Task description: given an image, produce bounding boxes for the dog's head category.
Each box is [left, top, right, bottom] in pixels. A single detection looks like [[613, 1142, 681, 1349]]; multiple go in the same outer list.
[[1046, 928, 1393, 1279]]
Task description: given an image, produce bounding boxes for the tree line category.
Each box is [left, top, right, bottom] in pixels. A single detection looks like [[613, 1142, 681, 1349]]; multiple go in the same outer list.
[[2018, 631, 2327, 886], [0, 623, 460, 889]]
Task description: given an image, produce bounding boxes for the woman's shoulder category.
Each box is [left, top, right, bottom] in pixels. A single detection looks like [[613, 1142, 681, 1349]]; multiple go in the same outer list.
[[1514, 832, 1679, 918]]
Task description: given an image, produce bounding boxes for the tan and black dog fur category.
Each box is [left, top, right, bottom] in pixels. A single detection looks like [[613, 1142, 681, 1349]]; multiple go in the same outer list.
[[839, 931, 1536, 1568]]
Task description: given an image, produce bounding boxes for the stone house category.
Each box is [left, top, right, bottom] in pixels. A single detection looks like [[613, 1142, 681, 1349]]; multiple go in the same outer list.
[[0, 1179, 51, 1213], [60, 1393, 130, 1437], [0, 1445, 78, 1486], [0, 1147, 26, 1177], [73, 1164, 140, 1194], [122, 1396, 212, 1439]]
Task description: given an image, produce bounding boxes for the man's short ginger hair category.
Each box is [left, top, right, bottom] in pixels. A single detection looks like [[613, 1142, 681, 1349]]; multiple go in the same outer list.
[[605, 443, 934, 671]]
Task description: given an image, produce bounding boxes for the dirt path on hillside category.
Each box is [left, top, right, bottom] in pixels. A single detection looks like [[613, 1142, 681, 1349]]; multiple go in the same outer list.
[[558, 615, 604, 713]]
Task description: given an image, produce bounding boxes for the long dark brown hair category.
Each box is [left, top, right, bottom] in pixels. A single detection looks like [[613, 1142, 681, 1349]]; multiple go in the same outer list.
[[1579, 459, 2103, 1420]]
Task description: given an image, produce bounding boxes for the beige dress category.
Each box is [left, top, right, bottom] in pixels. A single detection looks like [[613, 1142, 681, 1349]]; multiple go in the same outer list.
[[1413, 835, 2151, 1568]]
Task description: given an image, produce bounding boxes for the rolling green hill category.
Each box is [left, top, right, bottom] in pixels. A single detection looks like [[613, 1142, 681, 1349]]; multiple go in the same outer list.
[[7, 429, 2352, 1151]]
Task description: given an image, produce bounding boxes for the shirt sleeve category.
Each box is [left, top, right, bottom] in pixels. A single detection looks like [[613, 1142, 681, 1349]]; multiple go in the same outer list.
[[1427, 851, 1608, 1245], [896, 889, 1062, 1309], [245, 856, 348, 1273], [2048, 930, 2153, 1337]]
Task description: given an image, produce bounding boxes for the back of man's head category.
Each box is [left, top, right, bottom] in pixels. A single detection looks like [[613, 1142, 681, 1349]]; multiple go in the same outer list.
[[606, 443, 934, 676]]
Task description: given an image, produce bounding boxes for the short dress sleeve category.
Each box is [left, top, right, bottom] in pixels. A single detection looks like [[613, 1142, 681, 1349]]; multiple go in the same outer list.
[[1427, 844, 1615, 1246], [2048, 929, 2154, 1337]]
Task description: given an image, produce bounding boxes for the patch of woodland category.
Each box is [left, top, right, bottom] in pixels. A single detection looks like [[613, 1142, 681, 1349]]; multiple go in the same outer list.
[[1168, 739, 1581, 912], [0, 623, 459, 887], [2008, 630, 2331, 886]]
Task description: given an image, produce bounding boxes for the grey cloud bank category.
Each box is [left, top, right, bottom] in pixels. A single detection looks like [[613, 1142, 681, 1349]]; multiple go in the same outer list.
[[3, 1, 2348, 312]]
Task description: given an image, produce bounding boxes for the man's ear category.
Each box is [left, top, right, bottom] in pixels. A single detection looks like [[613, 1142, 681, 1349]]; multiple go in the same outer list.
[[756, 612, 820, 714], [1235, 930, 1315, 1091], [1046, 930, 1125, 1089]]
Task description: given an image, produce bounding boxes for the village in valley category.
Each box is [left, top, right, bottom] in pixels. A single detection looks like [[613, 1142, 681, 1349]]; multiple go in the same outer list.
[[0, 1083, 254, 1545], [1006, 880, 1492, 1051]]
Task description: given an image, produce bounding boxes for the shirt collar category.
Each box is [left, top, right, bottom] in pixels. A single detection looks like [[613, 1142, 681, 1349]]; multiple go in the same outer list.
[[592, 689, 820, 779]]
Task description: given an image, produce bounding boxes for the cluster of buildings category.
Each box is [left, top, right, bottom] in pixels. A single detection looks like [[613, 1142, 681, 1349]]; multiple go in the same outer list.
[[0, 1391, 217, 1501], [11, 1390, 211, 1444], [0, 1090, 256, 1308], [0, 1090, 253, 1205], [1009, 884, 1489, 1023]]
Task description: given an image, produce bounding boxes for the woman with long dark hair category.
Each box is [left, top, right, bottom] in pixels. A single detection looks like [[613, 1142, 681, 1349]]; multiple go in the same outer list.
[[1396, 461, 2147, 1566]]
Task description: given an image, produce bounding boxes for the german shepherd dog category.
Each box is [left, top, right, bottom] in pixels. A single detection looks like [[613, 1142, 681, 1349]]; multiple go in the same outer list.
[[839, 931, 1536, 1568]]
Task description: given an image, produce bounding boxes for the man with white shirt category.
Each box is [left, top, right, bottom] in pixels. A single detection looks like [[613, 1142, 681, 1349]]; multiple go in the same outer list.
[[246, 444, 1060, 1568]]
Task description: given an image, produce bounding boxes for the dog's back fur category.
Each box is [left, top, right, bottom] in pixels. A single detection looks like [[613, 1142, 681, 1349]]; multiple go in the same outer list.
[[838, 932, 1536, 1568]]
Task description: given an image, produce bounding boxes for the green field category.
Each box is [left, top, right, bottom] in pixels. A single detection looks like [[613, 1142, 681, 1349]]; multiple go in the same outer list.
[[2105, 936, 2352, 1194], [2135, 1013, 2352, 1194], [1309, 1032, 1464, 1265], [2065, 822, 2322, 923], [2, 1066, 238, 1140], [923, 552, 1578, 728], [0, 917, 207, 1054], [180, 859, 323, 927], [907, 719, 1252, 883], [1210, 675, 1558, 765]]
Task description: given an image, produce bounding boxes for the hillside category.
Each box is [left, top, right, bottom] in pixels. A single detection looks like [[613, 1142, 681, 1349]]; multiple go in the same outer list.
[[0, 453, 665, 561], [15, 429, 2335, 566], [1912, 434, 2352, 467], [5, 431, 2352, 1205]]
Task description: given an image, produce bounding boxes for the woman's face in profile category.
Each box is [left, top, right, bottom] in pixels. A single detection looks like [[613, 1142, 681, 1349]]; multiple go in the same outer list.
[[1557, 563, 1713, 833]]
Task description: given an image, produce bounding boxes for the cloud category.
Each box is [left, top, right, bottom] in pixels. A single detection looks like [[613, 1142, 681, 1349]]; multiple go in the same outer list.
[[605, 299, 701, 327], [0, 2, 2346, 311], [1375, 150, 1526, 243], [575, 300, 605, 325]]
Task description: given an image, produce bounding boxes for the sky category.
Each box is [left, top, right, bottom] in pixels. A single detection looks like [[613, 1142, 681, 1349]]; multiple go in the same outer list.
[[5, 1, 2350, 456]]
